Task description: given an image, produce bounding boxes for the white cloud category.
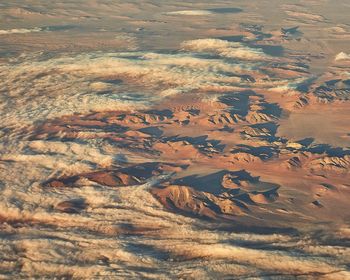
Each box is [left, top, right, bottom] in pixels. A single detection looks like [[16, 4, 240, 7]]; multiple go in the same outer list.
[[335, 52, 350, 61], [181, 39, 268, 60], [165, 10, 214, 16], [0, 27, 42, 35]]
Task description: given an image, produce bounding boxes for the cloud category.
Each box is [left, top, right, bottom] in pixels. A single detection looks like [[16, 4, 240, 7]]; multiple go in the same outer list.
[[165, 8, 242, 16], [0, 38, 308, 130], [335, 52, 350, 61], [0, 27, 42, 35], [181, 39, 268, 60], [165, 10, 214, 16]]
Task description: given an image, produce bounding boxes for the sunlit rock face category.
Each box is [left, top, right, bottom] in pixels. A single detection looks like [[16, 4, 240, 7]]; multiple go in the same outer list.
[[0, 1, 350, 279]]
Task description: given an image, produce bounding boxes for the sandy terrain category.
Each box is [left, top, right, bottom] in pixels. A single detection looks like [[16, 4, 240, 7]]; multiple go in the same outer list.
[[0, 0, 349, 279]]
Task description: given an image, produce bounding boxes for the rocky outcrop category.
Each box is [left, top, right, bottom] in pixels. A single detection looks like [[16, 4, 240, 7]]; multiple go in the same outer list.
[[152, 170, 280, 220], [308, 155, 350, 174]]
